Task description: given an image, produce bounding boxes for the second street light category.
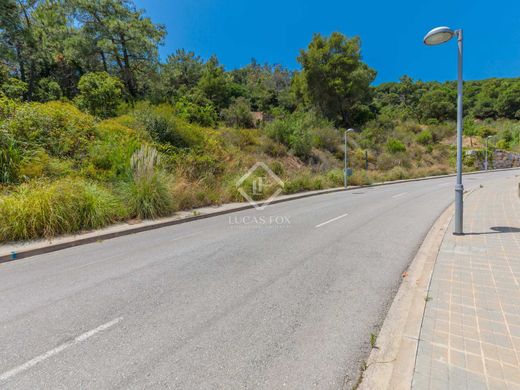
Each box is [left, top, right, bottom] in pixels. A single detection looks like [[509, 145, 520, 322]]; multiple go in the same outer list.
[[485, 135, 494, 171], [344, 128, 355, 188], [424, 26, 464, 235]]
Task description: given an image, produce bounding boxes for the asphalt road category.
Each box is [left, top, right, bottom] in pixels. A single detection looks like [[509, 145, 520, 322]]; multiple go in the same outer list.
[[0, 169, 518, 389]]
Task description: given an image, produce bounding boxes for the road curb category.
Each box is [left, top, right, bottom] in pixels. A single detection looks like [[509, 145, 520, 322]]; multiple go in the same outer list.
[[357, 203, 454, 390], [1, 167, 518, 264]]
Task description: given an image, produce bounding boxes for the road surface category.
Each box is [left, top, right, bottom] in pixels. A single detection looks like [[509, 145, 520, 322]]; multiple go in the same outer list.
[[0, 169, 518, 389]]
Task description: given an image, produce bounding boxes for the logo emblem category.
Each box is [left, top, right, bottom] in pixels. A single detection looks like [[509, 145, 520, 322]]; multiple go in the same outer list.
[[236, 162, 284, 210]]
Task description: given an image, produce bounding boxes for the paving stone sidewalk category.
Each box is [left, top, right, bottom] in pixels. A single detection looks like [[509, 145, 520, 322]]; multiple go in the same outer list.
[[413, 178, 520, 389]]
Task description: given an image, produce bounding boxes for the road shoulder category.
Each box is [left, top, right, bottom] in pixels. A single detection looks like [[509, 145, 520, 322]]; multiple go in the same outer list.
[[358, 204, 454, 390]]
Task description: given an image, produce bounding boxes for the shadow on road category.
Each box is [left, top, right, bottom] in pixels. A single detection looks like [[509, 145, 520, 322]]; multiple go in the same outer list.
[[466, 226, 520, 235]]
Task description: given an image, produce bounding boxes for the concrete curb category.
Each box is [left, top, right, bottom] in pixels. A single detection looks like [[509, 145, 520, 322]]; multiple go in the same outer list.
[[1, 167, 518, 264], [357, 204, 454, 390]]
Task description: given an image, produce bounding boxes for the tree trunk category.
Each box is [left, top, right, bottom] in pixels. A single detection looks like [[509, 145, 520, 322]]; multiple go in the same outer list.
[[120, 34, 137, 97]]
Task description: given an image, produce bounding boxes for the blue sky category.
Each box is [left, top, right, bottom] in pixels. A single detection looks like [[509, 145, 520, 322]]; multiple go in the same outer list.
[[134, 0, 520, 84]]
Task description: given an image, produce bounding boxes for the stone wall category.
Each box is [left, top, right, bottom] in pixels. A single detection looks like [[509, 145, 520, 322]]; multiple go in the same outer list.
[[491, 150, 520, 169], [474, 149, 520, 170]]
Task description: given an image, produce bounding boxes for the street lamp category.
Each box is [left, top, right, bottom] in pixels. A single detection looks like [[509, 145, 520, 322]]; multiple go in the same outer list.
[[344, 128, 356, 188], [424, 26, 464, 235], [485, 135, 494, 171]]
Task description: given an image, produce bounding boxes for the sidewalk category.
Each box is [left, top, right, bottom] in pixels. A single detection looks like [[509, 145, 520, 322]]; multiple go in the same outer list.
[[413, 179, 520, 389]]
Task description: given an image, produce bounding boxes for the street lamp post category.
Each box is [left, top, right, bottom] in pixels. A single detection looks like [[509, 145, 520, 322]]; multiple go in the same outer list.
[[424, 26, 464, 235], [485, 135, 493, 171], [344, 128, 355, 188]]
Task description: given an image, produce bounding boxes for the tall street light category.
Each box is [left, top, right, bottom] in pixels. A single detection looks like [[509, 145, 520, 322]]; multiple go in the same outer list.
[[344, 128, 355, 188], [485, 135, 494, 171], [424, 26, 464, 235]]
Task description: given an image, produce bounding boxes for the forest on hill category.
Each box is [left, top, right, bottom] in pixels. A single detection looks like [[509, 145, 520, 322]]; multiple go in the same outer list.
[[1, 0, 519, 241]]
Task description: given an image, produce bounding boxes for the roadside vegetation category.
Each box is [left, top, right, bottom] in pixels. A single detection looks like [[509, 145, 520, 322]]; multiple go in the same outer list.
[[1, 1, 519, 242]]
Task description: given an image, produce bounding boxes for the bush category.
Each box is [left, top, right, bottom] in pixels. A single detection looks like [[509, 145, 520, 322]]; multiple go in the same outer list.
[[416, 130, 433, 145], [0, 129, 21, 184], [84, 119, 142, 181], [75, 72, 123, 118], [284, 172, 323, 194], [173, 151, 224, 180], [1, 77, 28, 100], [386, 138, 406, 154], [312, 126, 341, 153], [4, 101, 96, 158], [122, 145, 174, 219], [173, 95, 218, 127], [289, 127, 312, 159], [265, 117, 293, 146], [18, 150, 73, 179], [35, 78, 62, 102], [0, 94, 16, 120], [0, 178, 124, 241], [261, 138, 287, 157], [265, 110, 323, 158], [133, 104, 208, 149], [221, 97, 254, 128]]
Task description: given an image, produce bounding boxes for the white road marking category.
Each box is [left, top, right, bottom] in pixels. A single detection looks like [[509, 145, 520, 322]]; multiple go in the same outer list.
[[315, 213, 349, 228], [0, 317, 122, 382], [392, 192, 407, 199]]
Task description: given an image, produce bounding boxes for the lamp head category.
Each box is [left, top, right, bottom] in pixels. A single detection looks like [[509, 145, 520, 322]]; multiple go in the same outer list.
[[424, 26, 455, 46]]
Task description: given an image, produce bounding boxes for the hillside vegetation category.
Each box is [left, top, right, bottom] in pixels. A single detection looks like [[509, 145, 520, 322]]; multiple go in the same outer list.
[[1, 0, 520, 242]]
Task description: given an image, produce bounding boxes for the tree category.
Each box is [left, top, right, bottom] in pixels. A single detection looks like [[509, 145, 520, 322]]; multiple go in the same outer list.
[[417, 87, 456, 121], [496, 81, 520, 119], [0, 0, 40, 99], [230, 60, 293, 112], [75, 72, 123, 117], [35, 77, 62, 102], [156, 49, 205, 102], [69, 0, 165, 97], [297, 32, 376, 127], [196, 56, 242, 110]]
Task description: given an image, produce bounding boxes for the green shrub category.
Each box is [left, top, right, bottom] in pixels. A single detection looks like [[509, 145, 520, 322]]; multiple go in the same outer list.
[[266, 110, 329, 159], [18, 150, 73, 179], [85, 120, 142, 181], [174, 151, 224, 180], [476, 126, 496, 138], [35, 78, 62, 102], [386, 138, 406, 154], [269, 161, 285, 176], [259, 138, 286, 157], [1, 77, 28, 100], [312, 126, 341, 153], [122, 145, 174, 219], [0, 178, 124, 241], [326, 169, 344, 186], [384, 166, 409, 181], [284, 173, 322, 194], [173, 96, 218, 127], [221, 127, 259, 148], [376, 152, 396, 170], [416, 130, 433, 145], [0, 94, 17, 120], [4, 101, 96, 158], [75, 72, 123, 118], [0, 129, 21, 184], [289, 127, 312, 159], [265, 117, 293, 146], [221, 97, 254, 128], [133, 104, 208, 148]]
